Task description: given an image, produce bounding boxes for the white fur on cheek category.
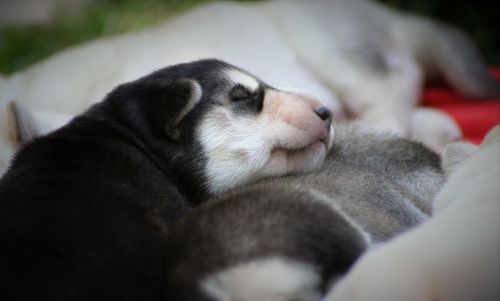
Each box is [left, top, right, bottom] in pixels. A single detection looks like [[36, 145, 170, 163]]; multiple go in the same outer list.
[[197, 107, 330, 193], [197, 88, 332, 194], [197, 108, 274, 193], [200, 257, 321, 301]]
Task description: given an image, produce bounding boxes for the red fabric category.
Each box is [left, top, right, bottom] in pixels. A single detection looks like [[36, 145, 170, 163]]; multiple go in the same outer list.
[[421, 69, 500, 144]]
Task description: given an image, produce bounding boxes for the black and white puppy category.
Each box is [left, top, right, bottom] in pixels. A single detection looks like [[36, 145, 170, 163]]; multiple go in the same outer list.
[[0, 59, 333, 300]]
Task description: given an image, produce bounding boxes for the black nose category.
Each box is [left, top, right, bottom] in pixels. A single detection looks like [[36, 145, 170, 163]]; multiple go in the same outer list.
[[314, 106, 331, 121]]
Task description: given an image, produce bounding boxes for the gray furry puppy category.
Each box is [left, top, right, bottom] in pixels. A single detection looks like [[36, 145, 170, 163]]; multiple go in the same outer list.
[[165, 184, 368, 301], [163, 121, 444, 300], [275, 121, 444, 242]]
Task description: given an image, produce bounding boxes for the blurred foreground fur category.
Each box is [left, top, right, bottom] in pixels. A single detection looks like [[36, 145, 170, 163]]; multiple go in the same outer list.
[[325, 125, 500, 301]]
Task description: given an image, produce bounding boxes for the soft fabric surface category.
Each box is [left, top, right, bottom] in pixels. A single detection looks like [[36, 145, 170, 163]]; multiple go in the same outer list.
[[422, 68, 500, 144]]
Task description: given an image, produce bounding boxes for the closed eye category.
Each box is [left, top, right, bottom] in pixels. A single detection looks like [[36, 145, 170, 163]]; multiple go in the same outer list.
[[229, 84, 254, 102], [229, 85, 265, 114]]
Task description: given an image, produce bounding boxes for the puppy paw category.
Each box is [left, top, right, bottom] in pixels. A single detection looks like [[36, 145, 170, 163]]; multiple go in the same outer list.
[[410, 108, 462, 153]]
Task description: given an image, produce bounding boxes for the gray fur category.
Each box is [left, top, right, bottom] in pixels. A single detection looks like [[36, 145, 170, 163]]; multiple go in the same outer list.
[[163, 122, 444, 300], [164, 184, 369, 300], [264, 121, 444, 242]]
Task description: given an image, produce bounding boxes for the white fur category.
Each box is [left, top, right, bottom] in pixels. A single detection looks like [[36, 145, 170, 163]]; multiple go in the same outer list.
[[0, 1, 341, 115], [482, 126, 500, 146], [264, 0, 423, 136], [436, 125, 500, 212], [197, 103, 333, 193], [410, 108, 462, 153], [201, 257, 321, 301], [224, 69, 260, 93], [1, 0, 473, 175], [440, 141, 478, 178], [324, 126, 500, 301]]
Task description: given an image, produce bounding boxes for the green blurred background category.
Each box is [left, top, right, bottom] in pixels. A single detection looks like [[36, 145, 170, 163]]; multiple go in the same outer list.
[[0, 0, 497, 75]]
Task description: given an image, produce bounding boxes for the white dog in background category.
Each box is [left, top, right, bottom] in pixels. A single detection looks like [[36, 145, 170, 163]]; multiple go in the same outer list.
[[324, 125, 500, 301], [0, 0, 497, 174]]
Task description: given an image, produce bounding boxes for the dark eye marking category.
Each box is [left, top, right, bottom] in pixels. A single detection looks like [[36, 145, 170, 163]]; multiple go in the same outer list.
[[229, 84, 255, 102], [229, 84, 265, 114]]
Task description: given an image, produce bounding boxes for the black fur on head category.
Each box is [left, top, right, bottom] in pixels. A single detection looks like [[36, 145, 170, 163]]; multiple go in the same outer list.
[[83, 59, 265, 201]]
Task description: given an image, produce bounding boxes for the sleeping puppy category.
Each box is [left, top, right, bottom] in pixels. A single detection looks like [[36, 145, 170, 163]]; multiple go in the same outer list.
[[0, 59, 334, 300], [158, 122, 444, 300]]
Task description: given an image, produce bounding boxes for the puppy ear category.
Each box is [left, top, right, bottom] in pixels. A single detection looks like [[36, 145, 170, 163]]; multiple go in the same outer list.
[[441, 141, 478, 176], [162, 79, 202, 140], [7, 101, 41, 148]]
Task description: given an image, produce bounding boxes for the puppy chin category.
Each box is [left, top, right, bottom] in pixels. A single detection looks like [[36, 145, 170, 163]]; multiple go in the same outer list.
[[299, 140, 328, 172], [303, 124, 334, 168], [272, 124, 334, 175], [277, 141, 327, 173], [296, 125, 334, 173]]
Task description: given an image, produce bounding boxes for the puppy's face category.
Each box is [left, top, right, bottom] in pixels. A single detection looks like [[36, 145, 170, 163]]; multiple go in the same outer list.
[[193, 61, 333, 193], [119, 60, 333, 194]]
